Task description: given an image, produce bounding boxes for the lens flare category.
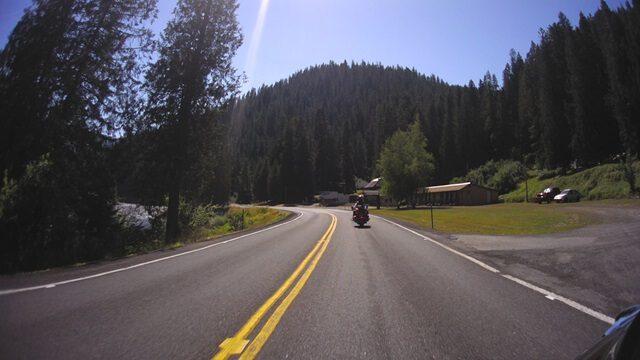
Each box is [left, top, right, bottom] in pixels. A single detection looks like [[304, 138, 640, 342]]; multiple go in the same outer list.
[[244, 0, 270, 83]]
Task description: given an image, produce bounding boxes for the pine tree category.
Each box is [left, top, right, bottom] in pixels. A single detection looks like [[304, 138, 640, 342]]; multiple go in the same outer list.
[[439, 91, 458, 180], [501, 50, 525, 159], [312, 109, 340, 191], [252, 158, 269, 203], [595, 0, 640, 155], [536, 13, 573, 169], [144, 0, 242, 242], [519, 42, 541, 166], [292, 119, 314, 203], [340, 120, 356, 194], [0, 0, 156, 271], [1, 0, 156, 177], [453, 84, 473, 173], [567, 12, 620, 165], [479, 71, 503, 159]]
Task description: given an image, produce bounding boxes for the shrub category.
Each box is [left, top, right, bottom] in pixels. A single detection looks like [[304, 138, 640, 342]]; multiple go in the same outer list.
[[0, 152, 116, 273], [228, 210, 246, 231], [209, 215, 228, 228], [112, 205, 166, 256], [454, 160, 527, 194], [537, 168, 564, 180]]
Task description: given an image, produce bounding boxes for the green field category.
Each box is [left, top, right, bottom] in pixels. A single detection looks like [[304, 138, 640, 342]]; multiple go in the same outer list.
[[371, 203, 596, 235]]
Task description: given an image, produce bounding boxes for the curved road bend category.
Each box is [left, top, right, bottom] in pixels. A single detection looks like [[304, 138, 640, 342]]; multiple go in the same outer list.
[[0, 207, 609, 359]]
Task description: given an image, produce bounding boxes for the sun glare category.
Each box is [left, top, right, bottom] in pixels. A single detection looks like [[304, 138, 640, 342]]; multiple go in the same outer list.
[[244, 0, 270, 82]]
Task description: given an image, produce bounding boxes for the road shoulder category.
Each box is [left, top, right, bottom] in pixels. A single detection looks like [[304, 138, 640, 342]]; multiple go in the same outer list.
[[374, 205, 640, 316]]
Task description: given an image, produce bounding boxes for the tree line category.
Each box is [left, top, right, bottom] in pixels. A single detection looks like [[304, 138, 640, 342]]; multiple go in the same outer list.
[[0, 0, 242, 272], [225, 0, 639, 204]]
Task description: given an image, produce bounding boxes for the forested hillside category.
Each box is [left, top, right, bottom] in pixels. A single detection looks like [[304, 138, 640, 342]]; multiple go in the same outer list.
[[226, 1, 639, 204]]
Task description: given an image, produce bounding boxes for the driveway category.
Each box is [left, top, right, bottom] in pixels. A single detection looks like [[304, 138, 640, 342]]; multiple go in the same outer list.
[[427, 203, 640, 317]]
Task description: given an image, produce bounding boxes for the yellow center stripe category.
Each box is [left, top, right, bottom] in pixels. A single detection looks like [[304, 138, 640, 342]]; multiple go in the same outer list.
[[212, 212, 337, 360]]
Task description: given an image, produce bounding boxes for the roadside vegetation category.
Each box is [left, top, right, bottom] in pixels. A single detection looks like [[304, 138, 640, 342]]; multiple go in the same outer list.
[[371, 203, 595, 235], [0, 204, 286, 274], [113, 205, 287, 260], [451, 159, 527, 195], [179, 206, 288, 243], [501, 160, 640, 203], [376, 120, 435, 207]]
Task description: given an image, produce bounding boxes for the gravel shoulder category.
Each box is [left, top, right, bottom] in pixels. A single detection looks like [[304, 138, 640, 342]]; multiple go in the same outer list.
[[438, 203, 640, 316]]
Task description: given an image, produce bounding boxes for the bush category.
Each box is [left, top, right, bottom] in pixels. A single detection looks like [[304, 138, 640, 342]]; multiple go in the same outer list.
[[112, 205, 166, 256], [537, 168, 564, 180], [189, 204, 217, 228], [228, 210, 246, 231], [0, 151, 116, 273], [615, 152, 638, 195], [454, 160, 527, 194], [209, 214, 228, 228]]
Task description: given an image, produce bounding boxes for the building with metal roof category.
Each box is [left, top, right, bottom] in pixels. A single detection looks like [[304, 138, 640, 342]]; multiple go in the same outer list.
[[417, 182, 499, 206], [361, 177, 396, 208]]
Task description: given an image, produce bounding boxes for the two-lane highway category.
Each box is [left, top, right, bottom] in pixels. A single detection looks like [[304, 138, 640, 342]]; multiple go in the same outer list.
[[0, 207, 610, 359]]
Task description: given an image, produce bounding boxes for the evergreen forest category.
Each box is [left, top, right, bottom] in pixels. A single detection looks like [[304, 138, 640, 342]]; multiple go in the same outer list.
[[226, 1, 640, 204]]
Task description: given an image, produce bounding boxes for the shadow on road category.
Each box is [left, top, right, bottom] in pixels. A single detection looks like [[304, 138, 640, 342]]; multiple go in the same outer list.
[[354, 225, 371, 229]]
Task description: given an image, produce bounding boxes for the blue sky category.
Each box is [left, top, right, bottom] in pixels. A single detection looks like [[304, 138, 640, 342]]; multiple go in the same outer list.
[[0, 0, 629, 95]]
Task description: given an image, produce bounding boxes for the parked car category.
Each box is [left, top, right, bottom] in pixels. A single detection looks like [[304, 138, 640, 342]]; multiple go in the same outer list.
[[554, 189, 581, 203], [576, 304, 640, 360], [536, 187, 560, 204]]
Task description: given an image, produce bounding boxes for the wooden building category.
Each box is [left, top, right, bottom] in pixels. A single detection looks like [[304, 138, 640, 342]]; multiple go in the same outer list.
[[417, 182, 498, 206], [362, 177, 397, 208]]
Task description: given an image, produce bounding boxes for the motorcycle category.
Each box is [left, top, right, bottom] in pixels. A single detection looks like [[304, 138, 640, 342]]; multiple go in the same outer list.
[[352, 204, 370, 227]]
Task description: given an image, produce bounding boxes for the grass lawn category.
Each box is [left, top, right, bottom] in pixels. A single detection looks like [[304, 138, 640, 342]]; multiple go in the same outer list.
[[370, 203, 597, 235]]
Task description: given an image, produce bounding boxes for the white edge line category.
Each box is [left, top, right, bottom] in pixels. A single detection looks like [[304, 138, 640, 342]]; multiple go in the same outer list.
[[503, 275, 615, 325], [0, 211, 304, 296], [375, 215, 615, 325], [374, 216, 500, 273]]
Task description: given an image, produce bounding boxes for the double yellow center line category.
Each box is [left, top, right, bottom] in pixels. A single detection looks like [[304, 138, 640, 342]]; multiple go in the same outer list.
[[212, 212, 337, 360]]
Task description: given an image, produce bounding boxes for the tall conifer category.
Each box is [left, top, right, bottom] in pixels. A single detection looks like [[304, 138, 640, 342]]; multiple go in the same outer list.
[[144, 0, 242, 242]]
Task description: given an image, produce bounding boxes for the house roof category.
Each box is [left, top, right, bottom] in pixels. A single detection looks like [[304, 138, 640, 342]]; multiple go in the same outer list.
[[425, 182, 472, 193], [364, 177, 380, 189], [354, 176, 369, 189]]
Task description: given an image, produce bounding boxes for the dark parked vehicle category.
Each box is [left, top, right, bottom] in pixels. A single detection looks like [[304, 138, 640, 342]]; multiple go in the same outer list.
[[554, 189, 581, 203], [536, 187, 560, 204], [576, 304, 640, 360]]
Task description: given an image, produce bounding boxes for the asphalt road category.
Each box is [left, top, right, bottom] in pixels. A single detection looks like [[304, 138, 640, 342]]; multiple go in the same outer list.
[[0, 207, 611, 359]]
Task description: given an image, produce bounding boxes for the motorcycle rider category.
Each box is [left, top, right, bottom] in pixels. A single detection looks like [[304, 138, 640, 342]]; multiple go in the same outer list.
[[352, 194, 368, 218]]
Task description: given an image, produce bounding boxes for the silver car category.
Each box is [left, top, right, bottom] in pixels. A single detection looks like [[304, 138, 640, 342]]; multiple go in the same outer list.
[[554, 189, 581, 203]]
